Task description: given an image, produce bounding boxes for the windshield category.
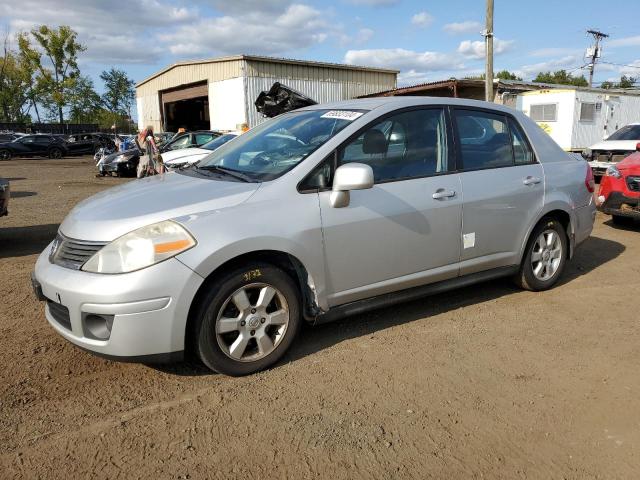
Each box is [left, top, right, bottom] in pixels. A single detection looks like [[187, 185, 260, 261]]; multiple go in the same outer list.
[[197, 109, 366, 181], [607, 124, 640, 141], [201, 134, 238, 151]]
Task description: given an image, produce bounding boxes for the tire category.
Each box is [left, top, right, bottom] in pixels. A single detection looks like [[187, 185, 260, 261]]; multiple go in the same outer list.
[[192, 263, 301, 376], [48, 147, 63, 159], [611, 214, 631, 226], [514, 218, 568, 291], [0, 149, 12, 161]]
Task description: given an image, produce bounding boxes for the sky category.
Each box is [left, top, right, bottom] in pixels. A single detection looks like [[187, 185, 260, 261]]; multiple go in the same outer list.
[[2, 0, 640, 92]]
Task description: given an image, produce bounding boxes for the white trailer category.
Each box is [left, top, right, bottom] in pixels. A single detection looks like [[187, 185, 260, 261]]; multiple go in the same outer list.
[[516, 88, 640, 151]]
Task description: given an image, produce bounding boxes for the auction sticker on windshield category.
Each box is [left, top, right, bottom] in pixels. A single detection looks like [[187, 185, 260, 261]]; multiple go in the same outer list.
[[321, 110, 364, 121]]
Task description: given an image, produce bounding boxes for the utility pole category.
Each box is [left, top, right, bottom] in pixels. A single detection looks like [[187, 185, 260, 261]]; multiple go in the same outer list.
[[586, 29, 609, 87], [484, 0, 494, 102]]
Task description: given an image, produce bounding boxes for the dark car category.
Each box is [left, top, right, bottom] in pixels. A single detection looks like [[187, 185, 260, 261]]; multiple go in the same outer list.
[[65, 133, 115, 155], [0, 135, 68, 160], [98, 131, 221, 177], [0, 133, 21, 143], [0, 177, 9, 216]]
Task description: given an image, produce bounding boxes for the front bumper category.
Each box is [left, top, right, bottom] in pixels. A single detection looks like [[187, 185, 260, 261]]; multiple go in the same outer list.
[[599, 191, 640, 218], [33, 243, 204, 359]]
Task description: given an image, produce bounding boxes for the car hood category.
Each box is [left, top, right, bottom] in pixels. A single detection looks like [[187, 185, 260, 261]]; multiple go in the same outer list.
[[103, 148, 139, 164], [162, 148, 210, 163], [59, 171, 261, 241], [589, 140, 639, 151], [616, 152, 640, 171]]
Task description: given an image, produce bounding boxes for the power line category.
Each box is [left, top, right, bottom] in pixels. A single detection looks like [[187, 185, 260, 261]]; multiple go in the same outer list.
[[600, 61, 640, 70]]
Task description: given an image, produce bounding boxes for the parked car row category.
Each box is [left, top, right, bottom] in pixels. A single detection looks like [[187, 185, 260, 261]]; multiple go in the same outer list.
[[99, 130, 225, 177]]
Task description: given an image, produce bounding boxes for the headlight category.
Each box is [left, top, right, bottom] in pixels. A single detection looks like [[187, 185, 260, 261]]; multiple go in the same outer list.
[[605, 165, 622, 179], [113, 153, 134, 163], [82, 220, 196, 273]]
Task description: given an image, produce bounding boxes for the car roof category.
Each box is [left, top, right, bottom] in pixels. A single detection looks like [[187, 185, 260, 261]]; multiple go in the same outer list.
[[300, 96, 520, 115]]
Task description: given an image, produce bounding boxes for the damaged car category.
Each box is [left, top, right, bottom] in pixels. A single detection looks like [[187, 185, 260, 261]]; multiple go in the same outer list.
[[583, 123, 640, 176], [598, 151, 640, 223]]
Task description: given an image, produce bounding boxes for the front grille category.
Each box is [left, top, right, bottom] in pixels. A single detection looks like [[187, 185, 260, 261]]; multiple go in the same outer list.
[[627, 176, 640, 192], [50, 233, 106, 270], [47, 300, 71, 330]]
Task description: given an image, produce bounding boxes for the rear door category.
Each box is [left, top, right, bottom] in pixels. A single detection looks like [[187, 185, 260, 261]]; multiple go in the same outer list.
[[452, 108, 544, 274]]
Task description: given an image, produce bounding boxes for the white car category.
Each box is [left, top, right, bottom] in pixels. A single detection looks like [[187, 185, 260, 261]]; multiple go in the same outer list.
[[163, 133, 239, 169], [584, 123, 640, 176]]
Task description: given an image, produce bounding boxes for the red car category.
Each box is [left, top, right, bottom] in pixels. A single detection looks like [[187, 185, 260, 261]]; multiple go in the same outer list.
[[598, 152, 640, 223]]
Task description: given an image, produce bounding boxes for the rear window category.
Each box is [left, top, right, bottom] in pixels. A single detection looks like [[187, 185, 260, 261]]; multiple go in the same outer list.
[[607, 124, 640, 141]]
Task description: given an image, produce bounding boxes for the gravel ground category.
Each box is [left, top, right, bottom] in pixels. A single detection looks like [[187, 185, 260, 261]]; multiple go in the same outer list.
[[1, 157, 639, 479]]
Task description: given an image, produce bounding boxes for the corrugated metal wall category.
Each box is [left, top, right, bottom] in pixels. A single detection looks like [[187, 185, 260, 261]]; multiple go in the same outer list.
[[136, 57, 397, 131], [571, 91, 640, 149], [244, 59, 396, 127]]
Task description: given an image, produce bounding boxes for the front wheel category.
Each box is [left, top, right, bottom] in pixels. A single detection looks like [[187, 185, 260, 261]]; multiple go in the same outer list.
[[192, 264, 301, 376], [514, 219, 567, 291], [48, 147, 63, 159], [0, 149, 12, 161]]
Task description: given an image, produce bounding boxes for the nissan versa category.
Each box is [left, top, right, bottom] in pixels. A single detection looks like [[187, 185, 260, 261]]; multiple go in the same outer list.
[[33, 98, 596, 376]]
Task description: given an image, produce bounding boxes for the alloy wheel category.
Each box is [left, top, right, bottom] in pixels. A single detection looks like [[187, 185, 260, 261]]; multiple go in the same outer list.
[[215, 283, 290, 362], [531, 229, 563, 281]]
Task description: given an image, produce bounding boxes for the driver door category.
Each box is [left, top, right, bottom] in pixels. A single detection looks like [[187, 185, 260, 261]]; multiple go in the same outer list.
[[317, 107, 463, 306]]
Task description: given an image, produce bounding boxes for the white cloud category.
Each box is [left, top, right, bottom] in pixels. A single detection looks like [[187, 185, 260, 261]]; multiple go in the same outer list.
[[345, 0, 398, 5], [618, 60, 640, 76], [529, 47, 583, 57], [457, 38, 513, 59], [344, 48, 465, 72], [609, 35, 640, 47], [411, 12, 433, 28], [515, 55, 581, 79], [443, 21, 482, 35], [0, 0, 197, 63], [160, 4, 333, 56], [356, 28, 374, 44]]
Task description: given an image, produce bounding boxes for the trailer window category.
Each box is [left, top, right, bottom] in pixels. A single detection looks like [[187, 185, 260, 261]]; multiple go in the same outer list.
[[530, 104, 557, 122], [579, 102, 598, 122]]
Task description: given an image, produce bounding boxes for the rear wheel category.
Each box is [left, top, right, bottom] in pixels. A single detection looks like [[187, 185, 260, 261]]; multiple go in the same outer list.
[[514, 219, 567, 291], [48, 147, 63, 159], [0, 149, 12, 161], [192, 263, 301, 376]]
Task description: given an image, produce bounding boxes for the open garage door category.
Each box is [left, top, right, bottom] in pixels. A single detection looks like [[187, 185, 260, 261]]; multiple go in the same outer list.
[[160, 81, 210, 132]]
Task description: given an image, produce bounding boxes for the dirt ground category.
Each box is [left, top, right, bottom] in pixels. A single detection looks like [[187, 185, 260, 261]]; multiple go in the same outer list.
[[0, 156, 639, 479]]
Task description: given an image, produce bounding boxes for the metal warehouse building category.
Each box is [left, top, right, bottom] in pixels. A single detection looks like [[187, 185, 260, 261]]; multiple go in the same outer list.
[[135, 55, 398, 133]]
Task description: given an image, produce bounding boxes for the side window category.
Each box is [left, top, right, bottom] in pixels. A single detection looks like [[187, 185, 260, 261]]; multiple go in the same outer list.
[[299, 158, 333, 191], [168, 135, 191, 150], [35, 136, 51, 144], [509, 119, 535, 165], [338, 108, 449, 183], [453, 109, 513, 170], [21, 136, 35, 143], [195, 133, 215, 145]]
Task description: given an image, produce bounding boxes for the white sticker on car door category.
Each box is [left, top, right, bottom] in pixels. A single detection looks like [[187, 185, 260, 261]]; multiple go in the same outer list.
[[463, 232, 475, 249]]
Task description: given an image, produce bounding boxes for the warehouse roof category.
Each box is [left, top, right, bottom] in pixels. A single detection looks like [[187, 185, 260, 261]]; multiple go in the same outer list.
[[136, 54, 399, 88], [360, 77, 640, 98]]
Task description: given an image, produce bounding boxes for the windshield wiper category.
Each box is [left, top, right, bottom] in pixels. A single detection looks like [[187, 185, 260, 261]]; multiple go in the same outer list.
[[197, 165, 253, 182]]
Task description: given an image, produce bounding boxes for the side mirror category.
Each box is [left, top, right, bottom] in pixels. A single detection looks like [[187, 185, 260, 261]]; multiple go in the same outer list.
[[330, 163, 374, 208]]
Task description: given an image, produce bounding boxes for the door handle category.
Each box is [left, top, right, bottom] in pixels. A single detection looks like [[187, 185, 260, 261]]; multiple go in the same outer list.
[[523, 176, 541, 186], [432, 189, 456, 199]]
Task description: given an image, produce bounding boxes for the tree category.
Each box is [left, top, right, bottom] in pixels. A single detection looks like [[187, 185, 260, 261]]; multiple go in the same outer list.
[[68, 75, 102, 124], [533, 70, 588, 87], [100, 68, 135, 133], [601, 75, 637, 89], [464, 70, 522, 81], [0, 33, 32, 122], [495, 70, 522, 81], [19, 25, 86, 125]]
